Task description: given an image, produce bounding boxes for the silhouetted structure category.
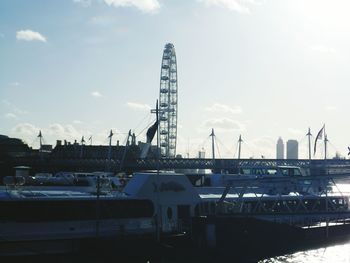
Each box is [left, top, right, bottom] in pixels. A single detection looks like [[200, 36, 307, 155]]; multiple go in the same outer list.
[[287, 140, 298, 159], [276, 137, 284, 159]]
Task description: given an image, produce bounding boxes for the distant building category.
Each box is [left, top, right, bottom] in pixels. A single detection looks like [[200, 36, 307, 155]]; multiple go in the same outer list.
[[276, 137, 284, 159], [198, 149, 205, 159], [286, 140, 298, 159]]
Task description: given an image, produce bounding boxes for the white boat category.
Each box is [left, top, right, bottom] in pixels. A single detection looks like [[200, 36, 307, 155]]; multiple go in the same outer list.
[[0, 170, 349, 256], [0, 172, 198, 256]]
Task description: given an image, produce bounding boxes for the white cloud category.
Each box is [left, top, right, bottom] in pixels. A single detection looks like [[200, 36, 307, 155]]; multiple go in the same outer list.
[[2, 100, 28, 115], [93, 128, 126, 145], [310, 45, 336, 54], [73, 0, 92, 7], [91, 91, 103, 97], [205, 103, 242, 114], [203, 118, 245, 131], [13, 123, 38, 136], [9, 82, 21, 87], [104, 0, 160, 13], [126, 102, 151, 111], [16, 30, 47, 42], [4, 113, 17, 119], [48, 123, 83, 141], [199, 0, 259, 14], [10, 122, 126, 147]]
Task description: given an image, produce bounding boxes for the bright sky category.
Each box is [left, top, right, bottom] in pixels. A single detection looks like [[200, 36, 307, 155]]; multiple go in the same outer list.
[[1, 0, 350, 159]]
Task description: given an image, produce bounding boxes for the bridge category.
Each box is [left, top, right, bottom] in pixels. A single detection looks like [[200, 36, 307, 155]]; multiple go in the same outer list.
[[6, 157, 350, 175]]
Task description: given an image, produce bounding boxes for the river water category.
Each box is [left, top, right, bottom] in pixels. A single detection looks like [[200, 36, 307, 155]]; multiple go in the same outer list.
[[253, 183, 350, 263], [260, 241, 350, 263]]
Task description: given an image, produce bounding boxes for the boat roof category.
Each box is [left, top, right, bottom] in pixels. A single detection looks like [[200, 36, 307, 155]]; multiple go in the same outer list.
[[0, 190, 127, 200], [198, 192, 348, 202]]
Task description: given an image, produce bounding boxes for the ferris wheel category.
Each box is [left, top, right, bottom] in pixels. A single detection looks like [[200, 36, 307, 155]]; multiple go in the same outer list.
[[159, 43, 178, 158]]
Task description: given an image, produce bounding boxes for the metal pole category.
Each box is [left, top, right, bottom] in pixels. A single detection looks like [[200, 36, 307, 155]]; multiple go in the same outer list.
[[155, 100, 161, 243], [324, 134, 328, 160], [95, 175, 100, 241], [324, 125, 328, 175], [307, 128, 312, 161], [108, 130, 113, 161], [238, 135, 243, 160], [120, 130, 131, 172], [108, 130, 113, 172], [38, 130, 43, 151], [210, 128, 215, 161], [237, 135, 243, 174], [80, 136, 85, 158]]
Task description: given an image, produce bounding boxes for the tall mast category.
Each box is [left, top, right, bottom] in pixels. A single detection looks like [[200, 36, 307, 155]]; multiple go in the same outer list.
[[80, 136, 85, 158], [323, 125, 328, 176], [37, 130, 43, 151], [237, 134, 243, 160], [324, 131, 328, 160], [306, 128, 312, 161], [119, 130, 132, 171], [210, 128, 215, 162], [108, 130, 113, 162], [150, 100, 161, 242], [155, 100, 161, 242]]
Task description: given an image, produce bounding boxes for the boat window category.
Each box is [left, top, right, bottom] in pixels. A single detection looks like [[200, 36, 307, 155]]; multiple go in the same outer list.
[[293, 168, 302, 176], [0, 199, 154, 221], [241, 169, 251, 175], [281, 169, 289, 176], [253, 169, 264, 175], [281, 168, 302, 177], [266, 169, 277, 175]]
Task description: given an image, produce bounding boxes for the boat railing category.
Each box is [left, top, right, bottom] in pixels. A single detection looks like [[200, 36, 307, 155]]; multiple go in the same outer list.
[[196, 174, 350, 220]]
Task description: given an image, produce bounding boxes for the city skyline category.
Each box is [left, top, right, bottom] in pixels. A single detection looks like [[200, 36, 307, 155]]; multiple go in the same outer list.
[[1, 0, 350, 159]]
